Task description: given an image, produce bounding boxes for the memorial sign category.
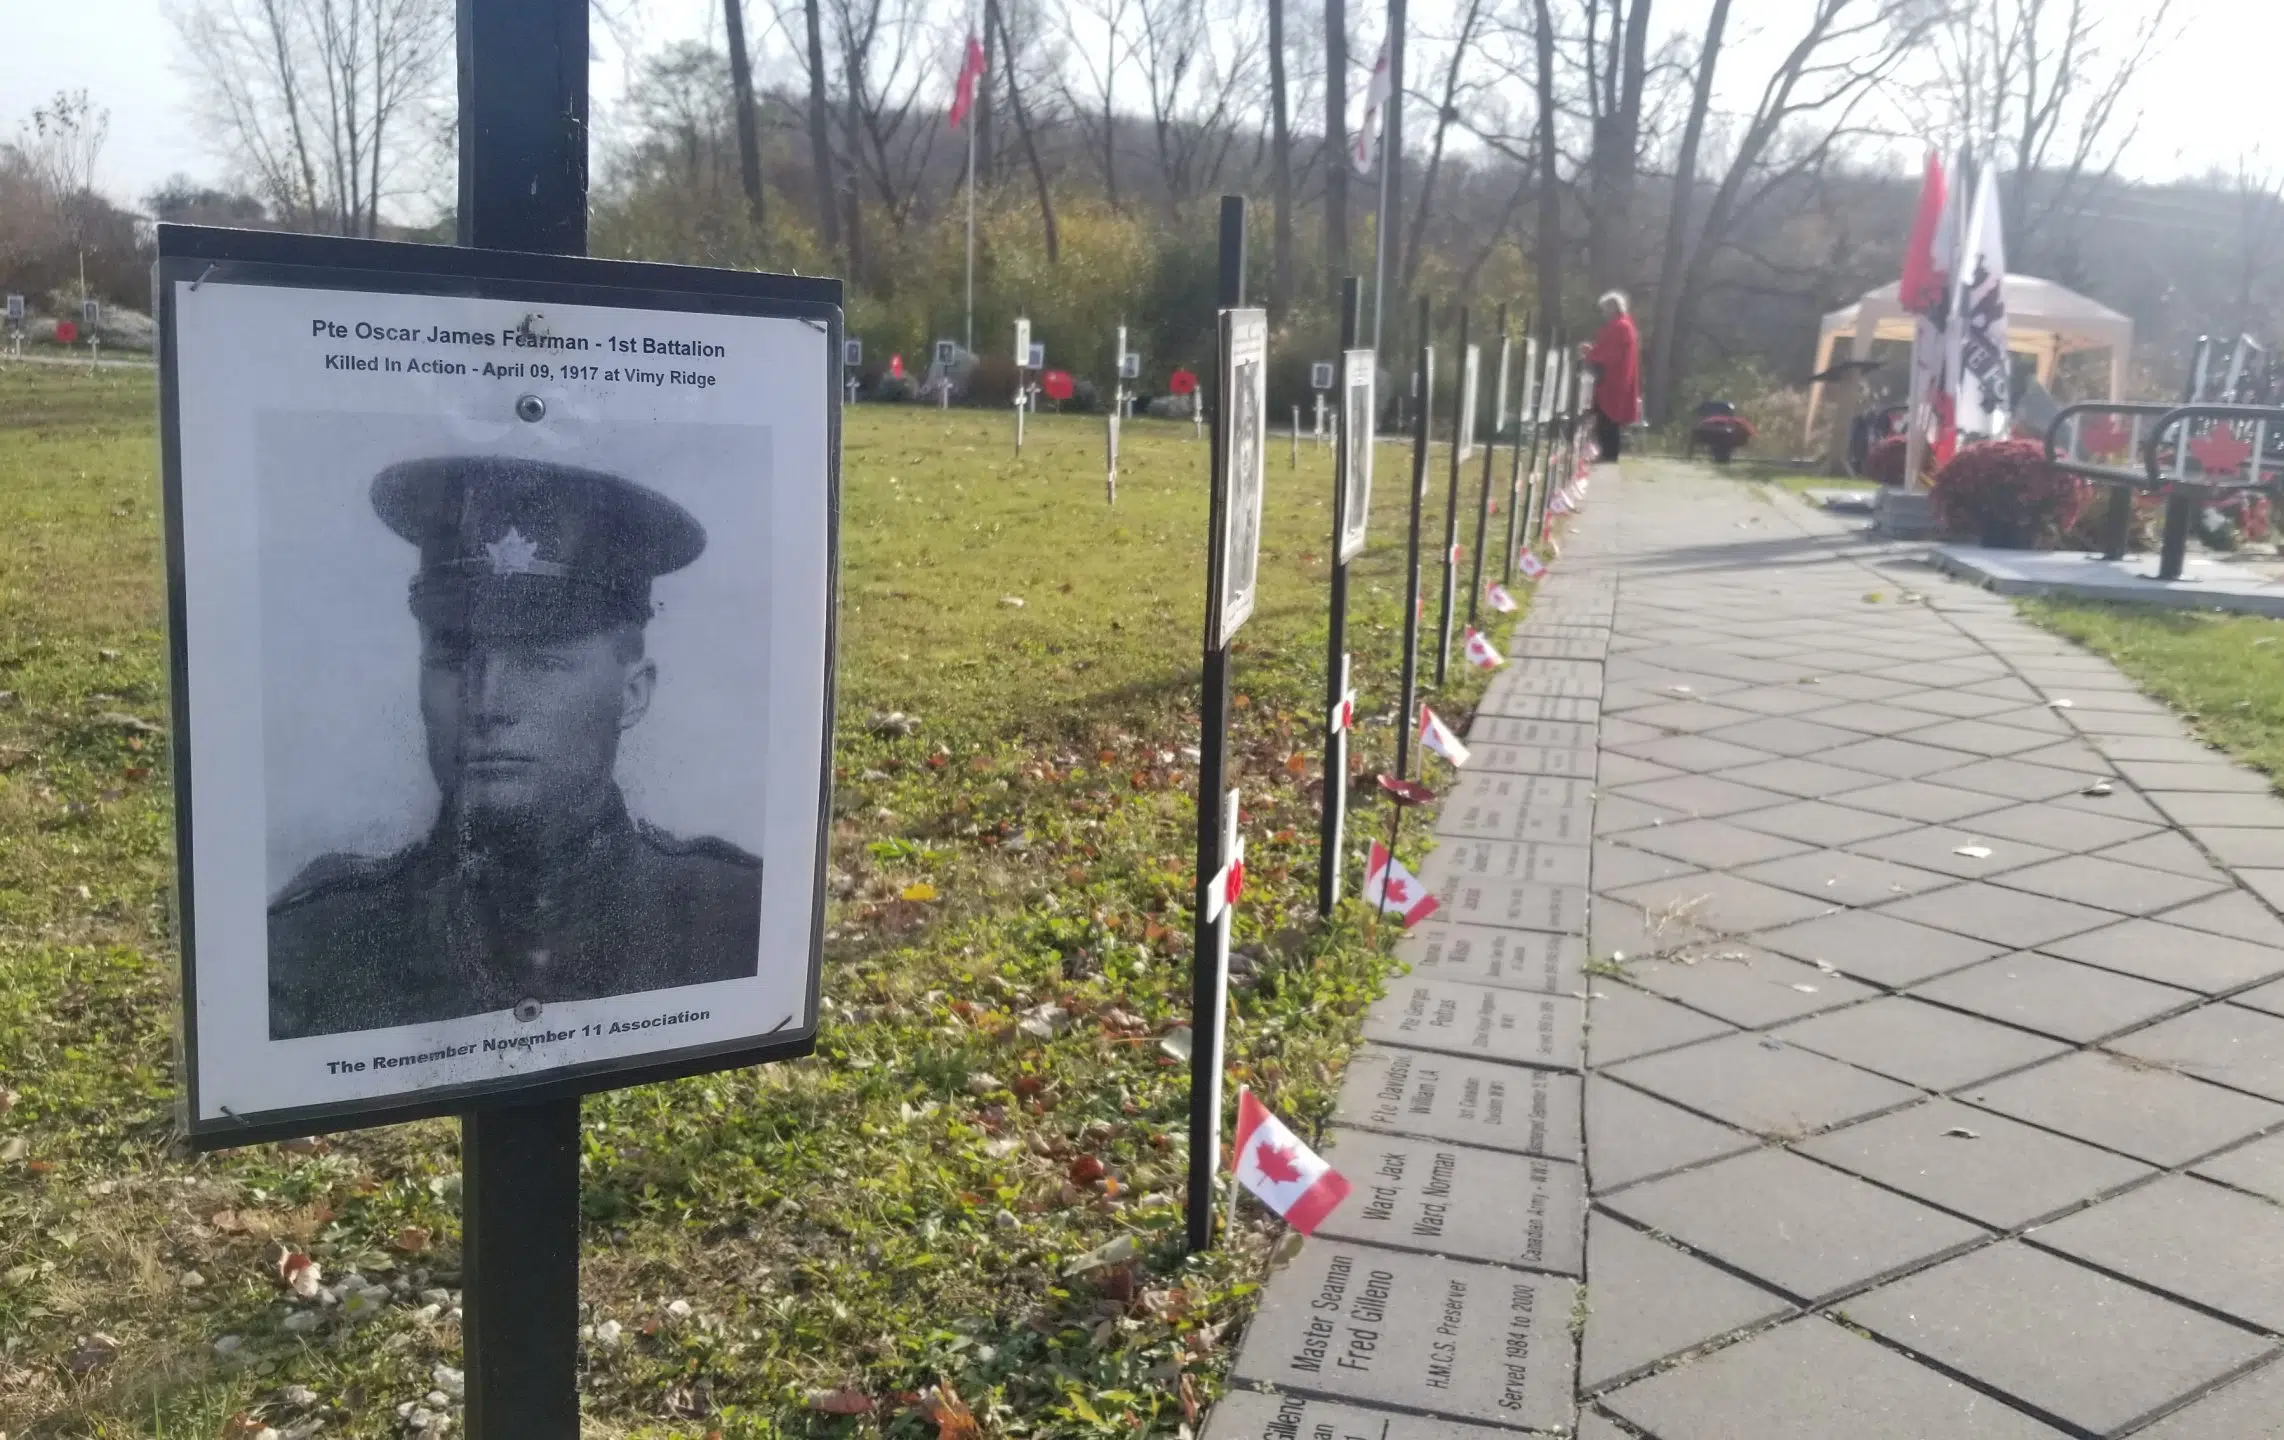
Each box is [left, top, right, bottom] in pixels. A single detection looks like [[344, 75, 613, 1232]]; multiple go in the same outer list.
[[1214, 306, 1270, 647], [1364, 980, 1582, 1069], [1205, 1390, 1517, 1440], [1337, 349, 1376, 562], [842, 337, 862, 367], [1440, 774, 1593, 846], [6, 293, 24, 326], [1317, 1130, 1585, 1272], [1457, 343, 1481, 461], [1230, 1240, 1578, 1430], [1463, 716, 1595, 750], [1335, 1045, 1582, 1159], [1398, 920, 1587, 996], [155, 226, 837, 1146], [1420, 837, 1588, 888], [1473, 692, 1599, 725], [1427, 874, 1587, 935], [1014, 316, 1031, 367], [1464, 741, 1596, 779]]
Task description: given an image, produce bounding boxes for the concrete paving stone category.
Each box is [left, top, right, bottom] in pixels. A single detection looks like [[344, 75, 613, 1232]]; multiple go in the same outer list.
[[1596, 753, 1683, 789], [1810, 700, 1973, 735], [1704, 757, 1892, 801], [1727, 799, 1919, 848], [1960, 676, 2047, 702], [1612, 733, 1775, 773], [1599, 716, 1675, 749], [1794, 673, 1928, 702], [1840, 1241, 2271, 1438], [1956, 802, 2159, 854], [1229, 1241, 1576, 1429], [1364, 981, 1583, 1071], [1401, 920, 1589, 996], [1876, 883, 2114, 949], [2108, 1003, 2284, 1103], [2130, 1357, 2284, 1440], [2238, 869, 2284, 913], [1581, 1213, 1791, 1389], [1825, 778, 2014, 824], [1608, 774, 1794, 819], [2013, 664, 2140, 692], [2001, 741, 2120, 777], [1894, 717, 2060, 758], [1876, 659, 2011, 686], [2055, 785, 2174, 826], [1735, 849, 1958, 907], [2189, 827, 2284, 870], [1600, 1313, 2069, 1440], [2061, 707, 2196, 739], [1692, 715, 1866, 758], [1574, 1407, 1628, 1440], [1910, 953, 2198, 1043], [1427, 873, 1588, 935], [2049, 687, 2173, 715], [1438, 788, 1594, 846], [1774, 997, 2069, 1090], [1788, 648, 1909, 676], [1591, 840, 1704, 892], [1607, 872, 1838, 937], [1960, 1051, 2284, 1166], [1585, 1075, 1756, 1192], [2234, 975, 2284, 1021], [1588, 900, 1659, 966], [1422, 838, 1592, 889], [1469, 715, 1602, 748], [1816, 736, 1989, 780], [1595, 796, 1683, 836], [2162, 890, 2284, 949], [1605, 1147, 1984, 1303], [1887, 687, 2042, 719], [2088, 736, 2225, 765], [1755, 909, 2004, 987], [2149, 790, 2284, 829], [1605, 700, 1761, 733], [1992, 854, 2226, 916], [1315, 1130, 1585, 1273], [1475, 692, 1601, 723], [1602, 817, 1815, 870], [2036, 1174, 2284, 1332], [1971, 704, 2077, 737], [1917, 758, 2092, 803], [1203, 1391, 1521, 1440], [1334, 1045, 1583, 1160], [1472, 743, 1601, 779], [1700, 683, 1845, 717], [2040, 918, 2284, 994], [1800, 1097, 2154, 1229], [2085, 830, 2230, 883], [2193, 1132, 2284, 1203], [1623, 946, 1877, 1027], [1509, 637, 1608, 662], [1587, 985, 1736, 1065], [1606, 1032, 1920, 1139], [2118, 761, 2273, 793]]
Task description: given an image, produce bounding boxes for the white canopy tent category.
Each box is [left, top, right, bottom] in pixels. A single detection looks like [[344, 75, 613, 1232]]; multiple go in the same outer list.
[[1803, 273, 2134, 445]]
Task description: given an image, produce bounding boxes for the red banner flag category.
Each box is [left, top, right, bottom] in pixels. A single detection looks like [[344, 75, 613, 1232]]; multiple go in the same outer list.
[[949, 35, 986, 128]]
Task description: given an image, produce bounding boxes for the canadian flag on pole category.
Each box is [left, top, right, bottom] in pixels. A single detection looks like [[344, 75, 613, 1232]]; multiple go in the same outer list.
[[1419, 703, 1470, 768], [1463, 626, 1505, 670], [1351, 45, 1392, 176], [1364, 840, 1438, 927], [1485, 580, 1518, 613], [949, 34, 987, 128], [1517, 550, 1548, 581], [1232, 1089, 1352, 1234]]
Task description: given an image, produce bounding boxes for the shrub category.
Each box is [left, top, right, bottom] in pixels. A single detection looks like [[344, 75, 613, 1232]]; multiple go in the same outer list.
[[1931, 439, 2088, 549], [2060, 488, 2161, 552], [1864, 434, 1928, 487]]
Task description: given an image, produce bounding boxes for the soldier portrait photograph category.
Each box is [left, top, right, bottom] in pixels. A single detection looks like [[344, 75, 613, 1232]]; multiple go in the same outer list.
[[263, 452, 766, 1039], [1218, 312, 1269, 643], [1340, 357, 1374, 561]]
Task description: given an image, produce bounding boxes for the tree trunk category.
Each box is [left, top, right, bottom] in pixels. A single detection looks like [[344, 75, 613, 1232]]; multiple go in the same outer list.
[[805, 0, 841, 257], [1531, 0, 1561, 332], [993, 0, 1059, 262], [1383, 0, 1407, 339], [1645, 0, 1729, 424], [723, 0, 767, 230], [1324, 0, 1349, 296], [1590, 0, 1652, 295], [1268, 0, 1294, 315], [1398, 0, 1484, 301], [842, 85, 866, 287]]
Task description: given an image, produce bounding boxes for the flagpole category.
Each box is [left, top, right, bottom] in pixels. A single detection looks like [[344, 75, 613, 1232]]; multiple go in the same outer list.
[[1371, 121, 1393, 355], [964, 91, 977, 354]]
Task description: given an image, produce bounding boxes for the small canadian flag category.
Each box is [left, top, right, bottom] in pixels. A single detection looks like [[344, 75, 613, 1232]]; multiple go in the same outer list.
[[1485, 580, 1519, 613], [1364, 840, 1439, 927], [1232, 1088, 1352, 1234], [1419, 703, 1470, 767], [1463, 626, 1505, 670], [1517, 550, 1548, 581]]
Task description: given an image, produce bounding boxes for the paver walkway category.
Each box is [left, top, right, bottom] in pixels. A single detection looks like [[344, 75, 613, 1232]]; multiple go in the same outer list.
[[1206, 459, 2284, 1438]]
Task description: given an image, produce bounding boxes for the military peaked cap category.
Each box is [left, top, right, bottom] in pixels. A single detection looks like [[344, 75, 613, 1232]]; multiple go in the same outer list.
[[371, 456, 706, 639]]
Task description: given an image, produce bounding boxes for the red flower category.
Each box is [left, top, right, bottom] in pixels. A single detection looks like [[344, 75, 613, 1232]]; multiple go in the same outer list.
[[1041, 369, 1074, 402], [1168, 369, 1198, 396]]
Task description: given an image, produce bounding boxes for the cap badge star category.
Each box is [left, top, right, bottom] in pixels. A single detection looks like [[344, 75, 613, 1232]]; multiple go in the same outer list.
[[484, 527, 541, 576]]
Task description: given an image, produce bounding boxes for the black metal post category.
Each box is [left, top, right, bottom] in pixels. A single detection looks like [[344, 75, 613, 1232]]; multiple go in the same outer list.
[[1319, 278, 1363, 918], [1188, 195, 1246, 1255], [2100, 484, 2133, 561], [1468, 305, 1507, 625], [1521, 329, 1549, 548], [1434, 306, 1470, 687], [455, 1, 589, 1434], [2159, 487, 2197, 581], [1395, 297, 1433, 782]]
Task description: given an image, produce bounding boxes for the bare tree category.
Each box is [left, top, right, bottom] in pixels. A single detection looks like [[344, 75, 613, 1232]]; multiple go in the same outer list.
[[1324, 0, 1350, 295], [172, 0, 451, 236], [17, 92, 110, 270], [1396, 0, 1488, 302], [1134, 0, 1262, 220], [1583, 0, 1652, 293], [1267, 0, 1294, 313], [830, 0, 945, 271], [804, 0, 842, 256], [993, 0, 1062, 260], [724, 0, 768, 228], [1531, 0, 1561, 330], [1056, 0, 1134, 211], [1643, 0, 1726, 422]]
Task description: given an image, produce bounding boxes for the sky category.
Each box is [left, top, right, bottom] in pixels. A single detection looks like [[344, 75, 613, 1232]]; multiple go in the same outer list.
[[0, 0, 2267, 213]]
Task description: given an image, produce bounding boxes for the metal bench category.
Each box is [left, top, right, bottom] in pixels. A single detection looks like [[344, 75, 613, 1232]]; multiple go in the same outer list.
[[2042, 402, 2180, 562]]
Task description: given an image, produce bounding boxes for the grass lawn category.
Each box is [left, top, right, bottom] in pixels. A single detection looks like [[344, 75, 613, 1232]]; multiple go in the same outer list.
[[2022, 598, 2284, 785], [0, 362, 1521, 1437]]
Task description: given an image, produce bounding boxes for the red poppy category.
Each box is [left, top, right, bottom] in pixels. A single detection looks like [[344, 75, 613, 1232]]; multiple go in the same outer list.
[[1168, 369, 1198, 396], [889, 353, 905, 379], [1041, 369, 1074, 401], [55, 320, 78, 345]]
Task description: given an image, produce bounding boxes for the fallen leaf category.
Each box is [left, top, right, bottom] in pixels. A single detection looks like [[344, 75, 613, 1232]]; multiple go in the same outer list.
[[902, 882, 938, 902], [921, 1381, 982, 1440], [1953, 844, 1993, 859], [807, 1388, 874, 1415], [1285, 752, 1308, 776], [393, 1226, 432, 1255], [1068, 1154, 1106, 1184]]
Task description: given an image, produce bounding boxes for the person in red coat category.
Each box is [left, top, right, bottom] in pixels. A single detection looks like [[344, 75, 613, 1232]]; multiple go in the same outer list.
[[1582, 290, 1641, 461]]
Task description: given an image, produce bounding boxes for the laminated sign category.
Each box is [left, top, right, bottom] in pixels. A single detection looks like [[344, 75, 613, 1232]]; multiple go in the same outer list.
[[1214, 307, 1270, 647], [154, 226, 840, 1145]]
